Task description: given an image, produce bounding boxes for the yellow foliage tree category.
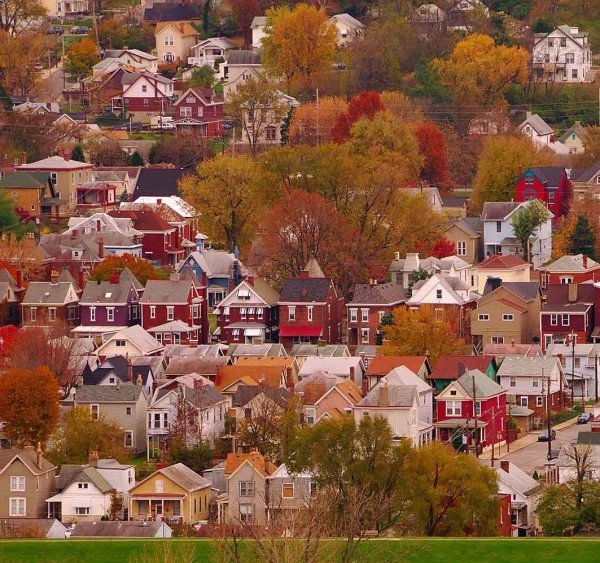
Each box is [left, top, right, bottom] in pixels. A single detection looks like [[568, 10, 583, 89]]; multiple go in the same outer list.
[[380, 91, 423, 124], [64, 37, 100, 80], [433, 33, 529, 109], [288, 96, 348, 145]]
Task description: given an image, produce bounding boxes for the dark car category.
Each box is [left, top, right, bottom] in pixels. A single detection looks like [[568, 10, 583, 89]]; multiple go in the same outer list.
[[577, 412, 593, 424], [46, 26, 63, 35], [71, 26, 90, 35], [538, 429, 557, 442]]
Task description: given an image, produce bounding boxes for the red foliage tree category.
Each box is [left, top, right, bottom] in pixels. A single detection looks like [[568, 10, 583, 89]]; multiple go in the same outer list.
[[415, 122, 451, 189], [430, 238, 456, 259], [89, 254, 169, 286], [0, 325, 19, 359], [229, 0, 262, 48], [332, 91, 385, 143]]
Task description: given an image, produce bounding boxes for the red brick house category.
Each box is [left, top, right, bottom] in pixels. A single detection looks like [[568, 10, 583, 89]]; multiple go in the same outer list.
[[434, 369, 507, 453], [346, 283, 407, 346], [214, 278, 279, 344], [278, 261, 344, 349], [538, 254, 600, 290], [140, 279, 208, 345], [515, 167, 572, 224], [111, 71, 174, 115], [540, 283, 594, 350], [173, 87, 224, 137], [21, 282, 80, 328]]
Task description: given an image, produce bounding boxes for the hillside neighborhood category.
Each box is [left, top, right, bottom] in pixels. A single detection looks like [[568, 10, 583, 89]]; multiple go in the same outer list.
[[2, 0, 600, 555]]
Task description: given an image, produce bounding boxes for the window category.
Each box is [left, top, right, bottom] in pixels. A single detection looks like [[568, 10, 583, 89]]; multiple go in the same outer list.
[[239, 481, 254, 497], [76, 507, 90, 515], [9, 498, 25, 516], [574, 357, 581, 369], [155, 480, 164, 493], [107, 307, 115, 322], [197, 107, 203, 117], [532, 378, 540, 388], [164, 35, 174, 46], [548, 191, 555, 203], [491, 336, 504, 345], [361, 308, 369, 322], [288, 306, 296, 321], [520, 397, 528, 407], [305, 407, 316, 425], [309, 481, 317, 496], [115, 339, 126, 347], [109, 377, 115, 384], [572, 69, 578, 79], [30, 307, 37, 322], [239, 504, 253, 523], [478, 314, 489, 322], [350, 308, 357, 323], [124, 431, 133, 448], [502, 314, 514, 321], [446, 401, 461, 416], [434, 289, 442, 299], [379, 311, 385, 322], [474, 401, 481, 416], [496, 221, 502, 233], [457, 241, 466, 256], [167, 306, 174, 321], [10, 477, 25, 491], [91, 404, 99, 420], [50, 172, 57, 184], [126, 406, 132, 415], [550, 314, 558, 326], [536, 396, 544, 407], [510, 377, 516, 388], [143, 98, 148, 107], [548, 38, 553, 47], [565, 53, 574, 63], [77, 482, 89, 489], [180, 107, 192, 117], [562, 314, 569, 326], [361, 328, 369, 344], [282, 483, 294, 499], [560, 37, 566, 47], [307, 306, 313, 322], [90, 307, 96, 322], [265, 127, 277, 141], [150, 306, 156, 319], [141, 84, 147, 93], [48, 307, 56, 322]]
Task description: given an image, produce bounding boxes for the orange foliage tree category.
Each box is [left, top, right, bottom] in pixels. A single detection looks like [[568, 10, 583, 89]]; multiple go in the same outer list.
[[0, 366, 60, 445], [89, 254, 169, 285], [332, 91, 384, 143], [415, 122, 451, 189], [288, 96, 348, 146]]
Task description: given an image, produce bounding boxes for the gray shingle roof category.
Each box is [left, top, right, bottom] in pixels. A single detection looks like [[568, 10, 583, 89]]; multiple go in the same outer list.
[[542, 254, 600, 272], [233, 385, 289, 409], [349, 283, 407, 305], [481, 202, 520, 221], [451, 217, 483, 237], [184, 385, 228, 409], [74, 382, 144, 403], [356, 384, 417, 408], [22, 282, 78, 305], [165, 357, 229, 376], [521, 113, 554, 136], [71, 521, 170, 538], [57, 466, 114, 494], [81, 278, 136, 304], [457, 369, 504, 398], [227, 50, 261, 65], [140, 280, 194, 304], [280, 277, 333, 303], [498, 282, 540, 302], [524, 167, 565, 187], [157, 462, 211, 491], [497, 356, 560, 377]]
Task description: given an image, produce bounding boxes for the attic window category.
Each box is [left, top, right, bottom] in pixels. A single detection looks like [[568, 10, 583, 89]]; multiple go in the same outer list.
[[105, 292, 112, 298], [238, 289, 250, 299], [450, 390, 457, 396]]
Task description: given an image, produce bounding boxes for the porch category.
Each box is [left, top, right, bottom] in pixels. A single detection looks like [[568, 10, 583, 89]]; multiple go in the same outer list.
[[131, 494, 184, 524]]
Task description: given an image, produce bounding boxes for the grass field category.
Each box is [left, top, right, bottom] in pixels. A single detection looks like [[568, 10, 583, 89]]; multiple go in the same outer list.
[[1, 538, 600, 563]]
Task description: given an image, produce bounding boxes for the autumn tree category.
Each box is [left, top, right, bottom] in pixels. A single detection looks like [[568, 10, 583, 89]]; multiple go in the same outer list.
[[575, 127, 600, 168], [0, 0, 47, 34], [415, 121, 451, 188], [0, 189, 18, 232], [0, 31, 51, 96], [228, 0, 261, 48], [471, 135, 556, 213], [288, 96, 348, 146], [380, 91, 423, 124], [97, 18, 154, 52], [511, 199, 551, 263], [0, 324, 18, 363], [48, 406, 130, 465], [568, 214, 597, 260], [383, 306, 466, 364], [89, 255, 169, 285], [87, 138, 128, 166], [0, 234, 44, 280], [180, 154, 266, 252], [332, 91, 384, 143], [262, 3, 337, 91], [433, 34, 529, 110], [430, 238, 456, 259], [0, 366, 60, 445], [148, 135, 213, 167], [226, 78, 287, 156], [64, 38, 100, 80]]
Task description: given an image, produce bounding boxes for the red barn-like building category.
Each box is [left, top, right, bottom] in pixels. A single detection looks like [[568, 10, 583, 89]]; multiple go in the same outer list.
[[173, 87, 224, 137], [515, 167, 572, 224]]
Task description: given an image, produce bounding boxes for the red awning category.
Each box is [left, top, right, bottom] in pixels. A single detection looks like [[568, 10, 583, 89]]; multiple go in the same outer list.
[[279, 324, 323, 337]]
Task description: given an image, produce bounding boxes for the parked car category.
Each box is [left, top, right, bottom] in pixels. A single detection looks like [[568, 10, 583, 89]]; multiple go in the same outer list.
[[46, 26, 63, 35], [71, 26, 90, 35], [577, 412, 593, 424], [538, 429, 557, 442]]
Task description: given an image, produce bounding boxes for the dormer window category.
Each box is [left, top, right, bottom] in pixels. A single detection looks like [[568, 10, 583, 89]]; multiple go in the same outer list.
[[237, 288, 250, 299], [436, 289, 442, 299]]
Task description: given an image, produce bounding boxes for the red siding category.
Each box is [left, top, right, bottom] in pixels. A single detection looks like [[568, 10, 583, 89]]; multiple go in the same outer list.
[[515, 170, 572, 224]]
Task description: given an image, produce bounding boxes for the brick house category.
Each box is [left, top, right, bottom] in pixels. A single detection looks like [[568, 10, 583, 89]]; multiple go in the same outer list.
[[173, 87, 224, 137], [538, 254, 600, 290], [21, 282, 80, 328], [140, 280, 208, 345], [434, 369, 507, 452], [514, 167, 572, 224], [214, 278, 279, 344], [346, 283, 407, 346], [278, 261, 344, 349], [111, 72, 174, 118]]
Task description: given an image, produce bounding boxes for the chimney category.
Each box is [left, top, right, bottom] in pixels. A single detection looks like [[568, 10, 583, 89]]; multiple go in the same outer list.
[[361, 374, 368, 397], [98, 235, 104, 259], [70, 229, 77, 239], [568, 283, 577, 303], [21, 151, 27, 165], [51, 269, 59, 284], [36, 442, 43, 469], [88, 450, 99, 468], [394, 251, 400, 261], [526, 111, 532, 119], [583, 255, 588, 269], [116, 378, 121, 390], [285, 366, 294, 391], [78, 269, 85, 291], [15, 270, 22, 288], [96, 219, 101, 232], [110, 272, 120, 284], [378, 381, 389, 407], [259, 377, 266, 391], [299, 269, 310, 279], [127, 358, 133, 382], [500, 460, 510, 473], [349, 366, 355, 383]]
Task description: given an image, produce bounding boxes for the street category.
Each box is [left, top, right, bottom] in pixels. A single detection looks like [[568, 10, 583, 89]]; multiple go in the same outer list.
[[33, 63, 64, 102]]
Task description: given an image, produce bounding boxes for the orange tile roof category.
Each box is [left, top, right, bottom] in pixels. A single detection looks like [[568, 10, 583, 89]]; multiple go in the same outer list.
[[335, 380, 363, 405], [475, 254, 528, 270], [224, 451, 277, 477], [215, 365, 285, 391], [300, 381, 328, 405], [366, 356, 428, 376], [236, 357, 296, 369]]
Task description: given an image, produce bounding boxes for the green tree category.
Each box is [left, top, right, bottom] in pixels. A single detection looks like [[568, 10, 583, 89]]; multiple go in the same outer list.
[[70, 144, 85, 162], [568, 214, 597, 260], [407, 268, 432, 298], [0, 83, 12, 110], [0, 190, 19, 233], [128, 151, 144, 166], [165, 440, 214, 475], [511, 199, 550, 263], [188, 65, 216, 89]]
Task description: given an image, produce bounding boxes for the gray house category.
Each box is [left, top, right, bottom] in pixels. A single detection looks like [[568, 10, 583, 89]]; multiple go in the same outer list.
[[266, 464, 315, 523]]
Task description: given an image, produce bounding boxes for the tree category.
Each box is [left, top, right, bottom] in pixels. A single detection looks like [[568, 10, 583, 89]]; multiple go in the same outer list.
[[382, 306, 466, 364], [380, 91, 423, 124], [430, 238, 456, 259], [511, 199, 550, 263], [407, 268, 432, 299], [0, 31, 51, 96], [433, 34, 529, 109], [568, 214, 597, 260], [0, 234, 44, 280], [64, 38, 100, 80], [471, 135, 556, 213], [226, 78, 287, 156], [228, 0, 261, 48], [575, 127, 600, 168], [188, 65, 217, 89], [148, 135, 213, 167], [332, 91, 384, 143], [0, 83, 12, 110], [288, 96, 348, 146], [261, 4, 336, 91], [0, 366, 60, 445], [0, 324, 18, 363], [97, 19, 154, 52], [128, 151, 144, 166], [47, 406, 130, 465], [87, 138, 128, 166], [165, 440, 214, 475], [0, 189, 19, 232], [89, 255, 169, 285], [415, 122, 451, 188], [70, 144, 85, 162], [0, 0, 47, 34], [180, 155, 266, 252]]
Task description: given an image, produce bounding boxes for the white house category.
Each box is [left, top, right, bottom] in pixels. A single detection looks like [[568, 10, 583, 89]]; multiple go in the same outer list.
[[532, 25, 592, 83], [95, 325, 164, 359], [388, 253, 471, 289], [188, 37, 237, 69], [381, 366, 434, 428], [517, 112, 569, 155], [546, 343, 600, 401], [406, 273, 476, 308], [97, 49, 158, 75], [556, 439, 600, 484], [251, 16, 267, 50], [219, 50, 264, 100], [481, 200, 553, 269], [298, 356, 365, 388], [329, 14, 365, 47]]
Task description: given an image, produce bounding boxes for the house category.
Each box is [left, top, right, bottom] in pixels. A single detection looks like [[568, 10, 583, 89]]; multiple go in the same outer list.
[[0, 269, 21, 326], [407, 186, 443, 212], [250, 16, 267, 50], [517, 112, 569, 154], [532, 25, 592, 83], [406, 274, 477, 340], [17, 155, 93, 213], [188, 37, 236, 68], [163, 356, 230, 381], [515, 167, 572, 224], [41, 0, 89, 18], [71, 520, 172, 538], [129, 463, 212, 524], [146, 376, 230, 460], [571, 163, 600, 198], [101, 49, 158, 73], [21, 281, 80, 328], [539, 255, 600, 290], [155, 21, 199, 68], [558, 121, 588, 154], [446, 0, 489, 31], [227, 343, 287, 361], [235, 356, 299, 379], [0, 518, 66, 539], [427, 355, 498, 394], [69, 382, 148, 453], [215, 364, 293, 394], [470, 279, 542, 348], [291, 344, 351, 364], [364, 356, 431, 391], [111, 72, 174, 120], [295, 374, 361, 424], [140, 279, 208, 345], [496, 356, 566, 415], [409, 4, 446, 36], [132, 167, 186, 200], [278, 261, 344, 349], [0, 446, 56, 519], [72, 270, 142, 341], [481, 201, 553, 268], [172, 87, 224, 137], [557, 434, 600, 483], [444, 218, 484, 264], [388, 252, 471, 289], [547, 343, 600, 402], [539, 282, 594, 350], [483, 342, 543, 360], [434, 369, 507, 452], [217, 450, 277, 525], [75, 181, 119, 213], [95, 325, 164, 360], [467, 111, 510, 137], [0, 171, 62, 219], [232, 383, 290, 421], [471, 254, 531, 296], [214, 278, 279, 345], [219, 50, 263, 99], [298, 356, 365, 388], [483, 460, 541, 537], [346, 283, 407, 346], [329, 13, 365, 46], [266, 464, 315, 521]]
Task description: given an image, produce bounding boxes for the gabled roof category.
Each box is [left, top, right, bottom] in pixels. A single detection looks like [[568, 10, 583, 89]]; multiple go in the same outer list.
[[233, 384, 290, 409], [279, 277, 333, 303], [140, 280, 196, 304], [291, 344, 350, 357], [484, 460, 540, 496], [558, 121, 588, 144], [355, 383, 417, 408], [455, 369, 504, 398], [541, 254, 600, 273], [155, 22, 199, 38], [183, 385, 228, 410], [182, 249, 246, 280], [251, 16, 267, 28], [216, 365, 286, 391], [22, 281, 78, 305], [81, 277, 137, 305], [56, 465, 114, 494], [226, 50, 261, 65], [192, 36, 236, 50], [98, 325, 163, 356], [481, 202, 520, 221], [217, 279, 279, 308], [109, 209, 174, 232], [158, 462, 211, 491], [132, 196, 196, 218], [81, 356, 152, 386], [0, 447, 55, 475], [448, 217, 483, 237], [483, 280, 540, 302], [571, 162, 600, 183], [329, 13, 365, 29], [520, 167, 565, 187], [497, 356, 562, 377], [298, 356, 363, 378], [0, 171, 48, 189], [227, 343, 286, 358], [133, 168, 186, 199], [407, 274, 473, 306], [348, 283, 407, 306], [224, 451, 277, 477], [366, 356, 429, 376], [71, 521, 170, 538], [519, 113, 554, 136], [382, 366, 432, 394], [17, 155, 92, 171], [73, 382, 145, 403], [164, 356, 229, 376], [429, 356, 496, 380], [475, 254, 528, 270]]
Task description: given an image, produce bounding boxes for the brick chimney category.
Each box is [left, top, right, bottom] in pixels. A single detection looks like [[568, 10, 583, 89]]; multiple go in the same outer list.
[[259, 377, 267, 391], [78, 269, 85, 291], [349, 366, 355, 383], [583, 255, 588, 269], [127, 358, 133, 382], [299, 269, 310, 279], [98, 235, 104, 259], [15, 270, 22, 288], [285, 366, 294, 390], [378, 381, 389, 407], [88, 450, 99, 468], [36, 442, 43, 469], [500, 460, 510, 473], [361, 374, 368, 397], [110, 272, 120, 284]]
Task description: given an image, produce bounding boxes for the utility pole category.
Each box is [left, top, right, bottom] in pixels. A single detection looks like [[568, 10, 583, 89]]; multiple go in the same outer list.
[[570, 331, 576, 409], [544, 369, 552, 462], [473, 373, 479, 458], [506, 401, 511, 453], [490, 407, 495, 467], [595, 352, 599, 403]]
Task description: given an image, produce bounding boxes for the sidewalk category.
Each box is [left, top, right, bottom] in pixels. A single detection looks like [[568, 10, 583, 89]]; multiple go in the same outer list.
[[479, 416, 579, 460]]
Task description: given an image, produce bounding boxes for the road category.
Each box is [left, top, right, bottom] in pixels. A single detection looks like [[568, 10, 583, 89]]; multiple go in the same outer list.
[[33, 62, 64, 102], [501, 421, 589, 474]]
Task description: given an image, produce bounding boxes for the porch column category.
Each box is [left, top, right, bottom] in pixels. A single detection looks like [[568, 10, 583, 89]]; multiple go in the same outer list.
[[161, 499, 164, 520]]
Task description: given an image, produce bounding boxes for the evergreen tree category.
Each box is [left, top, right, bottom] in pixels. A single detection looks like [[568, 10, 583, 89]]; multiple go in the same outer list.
[[568, 215, 597, 260], [70, 144, 85, 162], [0, 84, 12, 111], [128, 151, 144, 166]]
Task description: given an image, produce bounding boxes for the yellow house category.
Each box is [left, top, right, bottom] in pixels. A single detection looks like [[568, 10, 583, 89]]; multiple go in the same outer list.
[[155, 22, 199, 67], [471, 254, 530, 295], [129, 463, 212, 524], [0, 171, 62, 218]]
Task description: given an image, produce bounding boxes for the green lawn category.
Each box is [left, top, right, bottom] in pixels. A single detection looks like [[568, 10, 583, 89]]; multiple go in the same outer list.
[[1, 538, 600, 562]]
